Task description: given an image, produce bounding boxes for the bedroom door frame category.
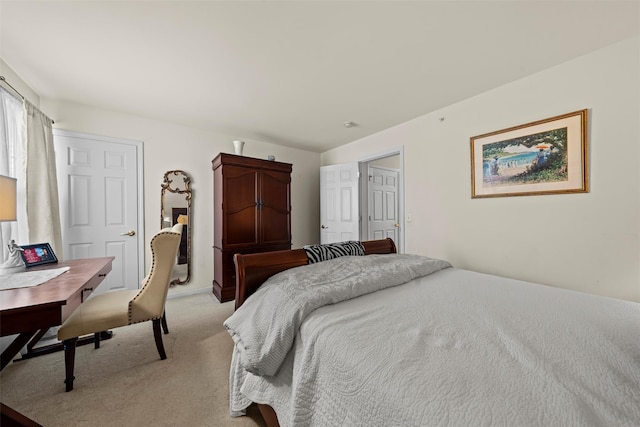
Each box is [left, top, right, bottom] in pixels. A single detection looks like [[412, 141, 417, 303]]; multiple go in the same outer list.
[[358, 147, 404, 254]]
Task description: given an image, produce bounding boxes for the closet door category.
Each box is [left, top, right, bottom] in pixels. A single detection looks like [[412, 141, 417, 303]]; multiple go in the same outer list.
[[320, 163, 359, 244], [55, 130, 144, 295]]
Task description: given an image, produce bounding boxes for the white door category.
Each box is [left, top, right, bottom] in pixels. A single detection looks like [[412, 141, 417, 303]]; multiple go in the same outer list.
[[54, 130, 143, 296], [320, 163, 359, 244], [367, 165, 399, 245]]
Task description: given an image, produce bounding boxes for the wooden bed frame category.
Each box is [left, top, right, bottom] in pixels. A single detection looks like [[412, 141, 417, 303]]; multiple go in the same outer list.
[[232, 238, 397, 427]]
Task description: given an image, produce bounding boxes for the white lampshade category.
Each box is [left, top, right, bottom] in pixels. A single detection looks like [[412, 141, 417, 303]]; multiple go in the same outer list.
[[0, 175, 17, 222]]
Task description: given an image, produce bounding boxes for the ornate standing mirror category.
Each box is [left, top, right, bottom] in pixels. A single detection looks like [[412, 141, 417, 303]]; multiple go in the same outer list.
[[161, 170, 192, 285]]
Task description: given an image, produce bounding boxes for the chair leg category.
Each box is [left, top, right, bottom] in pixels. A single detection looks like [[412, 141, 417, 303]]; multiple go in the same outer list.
[[62, 338, 78, 392], [161, 311, 169, 334], [152, 319, 167, 360], [94, 332, 100, 349]]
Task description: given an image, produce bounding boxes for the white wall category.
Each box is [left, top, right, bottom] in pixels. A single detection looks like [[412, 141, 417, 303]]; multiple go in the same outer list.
[[323, 36, 640, 302], [0, 58, 40, 105], [39, 99, 321, 297]]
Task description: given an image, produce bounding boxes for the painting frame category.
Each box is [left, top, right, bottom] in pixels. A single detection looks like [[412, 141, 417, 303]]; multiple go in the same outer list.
[[470, 109, 588, 198]]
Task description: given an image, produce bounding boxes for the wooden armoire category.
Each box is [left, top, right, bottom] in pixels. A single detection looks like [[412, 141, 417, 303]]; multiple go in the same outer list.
[[212, 153, 292, 302]]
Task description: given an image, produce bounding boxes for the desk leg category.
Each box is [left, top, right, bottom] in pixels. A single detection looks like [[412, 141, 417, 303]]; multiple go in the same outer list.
[[26, 330, 48, 353], [1, 331, 37, 371]]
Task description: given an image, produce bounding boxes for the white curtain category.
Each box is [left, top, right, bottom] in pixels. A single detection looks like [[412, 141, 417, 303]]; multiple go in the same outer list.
[[24, 100, 63, 259], [0, 87, 25, 263], [0, 87, 63, 262]]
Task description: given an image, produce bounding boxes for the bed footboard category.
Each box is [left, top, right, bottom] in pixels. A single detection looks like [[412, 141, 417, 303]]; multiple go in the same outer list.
[[233, 238, 397, 309]]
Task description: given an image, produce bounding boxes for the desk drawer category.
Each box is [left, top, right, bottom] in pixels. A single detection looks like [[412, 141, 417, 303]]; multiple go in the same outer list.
[[61, 262, 112, 322], [81, 262, 111, 302]]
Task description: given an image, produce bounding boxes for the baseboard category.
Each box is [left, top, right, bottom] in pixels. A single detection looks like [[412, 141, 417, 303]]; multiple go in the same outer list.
[[166, 286, 210, 300]]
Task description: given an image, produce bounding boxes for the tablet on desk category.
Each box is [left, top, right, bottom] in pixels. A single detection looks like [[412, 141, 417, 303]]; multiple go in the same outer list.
[[20, 243, 58, 267]]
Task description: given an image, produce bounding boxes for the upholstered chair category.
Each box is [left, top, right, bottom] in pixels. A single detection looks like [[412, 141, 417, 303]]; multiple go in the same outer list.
[[57, 224, 183, 391]]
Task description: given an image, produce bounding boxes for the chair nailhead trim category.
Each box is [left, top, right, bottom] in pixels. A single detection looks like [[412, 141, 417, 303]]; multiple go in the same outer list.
[[128, 230, 179, 324]]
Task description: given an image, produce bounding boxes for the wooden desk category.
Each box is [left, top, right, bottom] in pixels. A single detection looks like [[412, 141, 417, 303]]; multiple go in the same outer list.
[[0, 257, 114, 370], [0, 257, 114, 426]]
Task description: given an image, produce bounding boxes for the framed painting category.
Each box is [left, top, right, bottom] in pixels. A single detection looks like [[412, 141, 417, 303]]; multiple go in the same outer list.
[[470, 109, 588, 198]]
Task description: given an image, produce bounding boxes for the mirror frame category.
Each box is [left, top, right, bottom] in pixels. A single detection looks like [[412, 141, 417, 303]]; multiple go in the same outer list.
[[161, 170, 192, 285]]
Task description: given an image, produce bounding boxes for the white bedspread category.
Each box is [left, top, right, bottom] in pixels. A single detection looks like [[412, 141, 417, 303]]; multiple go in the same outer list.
[[228, 265, 640, 426], [225, 254, 451, 376]]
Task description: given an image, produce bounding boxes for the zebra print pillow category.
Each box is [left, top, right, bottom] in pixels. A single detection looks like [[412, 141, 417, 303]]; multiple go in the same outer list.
[[303, 241, 365, 264]]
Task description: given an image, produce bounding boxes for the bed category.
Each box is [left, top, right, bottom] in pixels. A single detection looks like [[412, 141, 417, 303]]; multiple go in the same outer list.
[[224, 239, 640, 427]]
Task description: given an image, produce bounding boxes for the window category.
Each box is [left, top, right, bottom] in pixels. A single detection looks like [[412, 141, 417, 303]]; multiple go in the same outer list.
[[0, 87, 25, 263]]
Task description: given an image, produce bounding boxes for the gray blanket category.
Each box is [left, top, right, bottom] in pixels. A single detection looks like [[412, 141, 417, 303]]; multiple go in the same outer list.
[[224, 254, 451, 376]]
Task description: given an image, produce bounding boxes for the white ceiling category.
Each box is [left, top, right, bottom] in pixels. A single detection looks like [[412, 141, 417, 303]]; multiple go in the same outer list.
[[1, 1, 638, 153]]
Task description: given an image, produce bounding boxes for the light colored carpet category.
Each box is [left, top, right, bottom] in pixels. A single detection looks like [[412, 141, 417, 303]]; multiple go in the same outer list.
[[0, 292, 266, 427]]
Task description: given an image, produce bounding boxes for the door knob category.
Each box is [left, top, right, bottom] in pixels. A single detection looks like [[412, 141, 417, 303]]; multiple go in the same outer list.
[[120, 230, 136, 236], [394, 223, 399, 227], [321, 225, 328, 229]]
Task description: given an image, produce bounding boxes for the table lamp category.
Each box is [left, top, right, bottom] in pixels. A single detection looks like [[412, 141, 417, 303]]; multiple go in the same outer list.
[[0, 175, 25, 273]]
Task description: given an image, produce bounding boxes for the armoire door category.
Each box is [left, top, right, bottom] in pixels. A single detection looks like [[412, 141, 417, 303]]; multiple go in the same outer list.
[[260, 169, 291, 246], [222, 165, 259, 248]]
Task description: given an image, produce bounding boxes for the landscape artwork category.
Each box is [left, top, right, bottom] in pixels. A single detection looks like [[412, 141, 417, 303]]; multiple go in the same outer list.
[[471, 110, 588, 198]]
